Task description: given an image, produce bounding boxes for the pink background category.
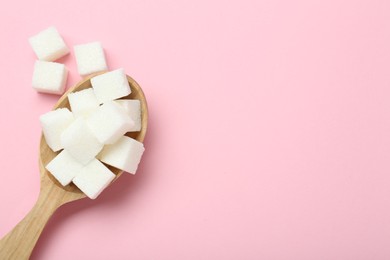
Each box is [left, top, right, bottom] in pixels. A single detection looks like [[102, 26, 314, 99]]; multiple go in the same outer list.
[[1, 0, 390, 259]]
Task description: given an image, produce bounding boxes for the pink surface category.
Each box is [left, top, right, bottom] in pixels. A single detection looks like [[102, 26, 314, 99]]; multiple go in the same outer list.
[[1, 0, 390, 259]]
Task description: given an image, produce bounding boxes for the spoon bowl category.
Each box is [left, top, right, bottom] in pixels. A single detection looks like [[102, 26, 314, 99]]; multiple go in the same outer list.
[[41, 72, 148, 195], [0, 72, 148, 259]]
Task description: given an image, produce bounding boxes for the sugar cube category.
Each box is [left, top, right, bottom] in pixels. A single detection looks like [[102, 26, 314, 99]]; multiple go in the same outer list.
[[86, 101, 134, 144], [91, 69, 131, 104], [32, 60, 68, 95], [61, 118, 103, 165], [72, 159, 115, 199], [115, 100, 142, 132], [46, 150, 84, 186], [29, 26, 69, 61], [98, 136, 145, 174], [68, 88, 100, 117], [40, 108, 74, 152], [74, 42, 107, 76]]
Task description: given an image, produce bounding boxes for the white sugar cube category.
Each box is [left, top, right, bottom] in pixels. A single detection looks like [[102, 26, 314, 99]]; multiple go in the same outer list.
[[115, 100, 142, 132], [91, 69, 131, 103], [72, 159, 115, 199], [46, 150, 84, 186], [40, 108, 74, 152], [29, 26, 69, 61], [68, 88, 99, 117], [61, 118, 103, 165], [86, 101, 134, 144], [32, 60, 68, 95], [74, 42, 107, 76], [98, 136, 145, 174]]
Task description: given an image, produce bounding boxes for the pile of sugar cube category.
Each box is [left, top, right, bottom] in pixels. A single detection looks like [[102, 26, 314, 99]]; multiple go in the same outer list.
[[30, 26, 108, 94], [30, 27, 145, 199]]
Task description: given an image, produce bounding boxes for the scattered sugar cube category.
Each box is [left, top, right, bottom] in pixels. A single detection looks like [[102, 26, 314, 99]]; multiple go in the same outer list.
[[91, 69, 131, 103], [32, 60, 68, 95], [86, 101, 134, 144], [40, 108, 74, 152], [61, 118, 103, 165], [29, 26, 69, 61], [115, 100, 142, 132], [73, 159, 115, 199], [68, 88, 100, 117], [98, 136, 145, 174], [74, 42, 107, 76], [46, 150, 84, 186]]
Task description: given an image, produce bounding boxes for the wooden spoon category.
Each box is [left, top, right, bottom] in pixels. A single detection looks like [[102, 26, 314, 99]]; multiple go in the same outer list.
[[0, 72, 148, 259]]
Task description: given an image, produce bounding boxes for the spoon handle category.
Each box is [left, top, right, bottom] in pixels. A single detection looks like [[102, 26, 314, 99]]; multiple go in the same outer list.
[[0, 180, 69, 259]]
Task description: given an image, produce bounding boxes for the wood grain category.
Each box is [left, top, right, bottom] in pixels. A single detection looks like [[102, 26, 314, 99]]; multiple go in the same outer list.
[[0, 72, 148, 259]]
